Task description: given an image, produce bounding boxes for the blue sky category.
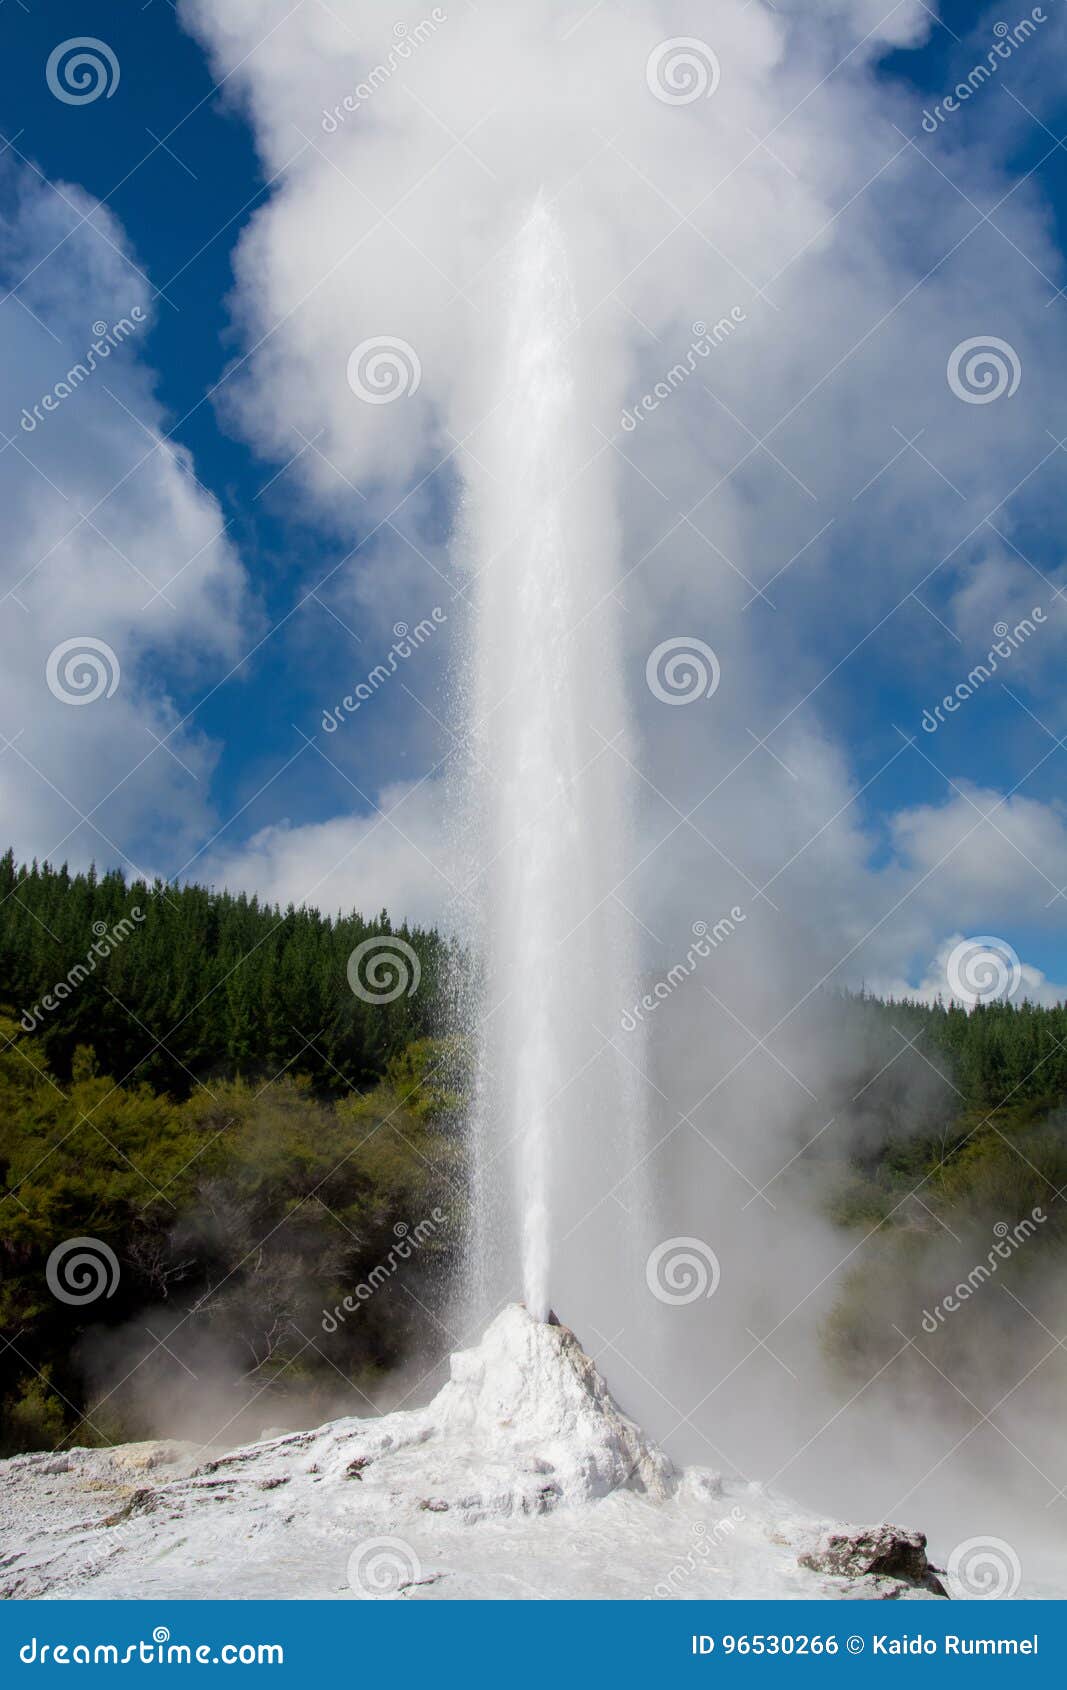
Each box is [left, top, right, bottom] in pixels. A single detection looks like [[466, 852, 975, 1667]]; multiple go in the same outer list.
[[2, 0, 460, 898], [2, 0, 417, 841], [3, 0, 1067, 1001]]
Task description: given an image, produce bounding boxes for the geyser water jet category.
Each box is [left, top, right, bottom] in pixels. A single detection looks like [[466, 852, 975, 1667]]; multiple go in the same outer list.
[[463, 198, 647, 1332]]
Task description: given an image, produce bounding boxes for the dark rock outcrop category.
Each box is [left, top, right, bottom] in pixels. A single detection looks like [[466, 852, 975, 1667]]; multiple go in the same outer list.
[[799, 1525, 948, 1597]]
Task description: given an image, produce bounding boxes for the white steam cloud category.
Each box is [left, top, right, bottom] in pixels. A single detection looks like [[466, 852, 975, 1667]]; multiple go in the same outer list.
[[174, 0, 1067, 1582]]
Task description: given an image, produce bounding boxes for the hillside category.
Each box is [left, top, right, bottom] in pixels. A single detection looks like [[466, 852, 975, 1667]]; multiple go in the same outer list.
[[3, 855, 1067, 1460]]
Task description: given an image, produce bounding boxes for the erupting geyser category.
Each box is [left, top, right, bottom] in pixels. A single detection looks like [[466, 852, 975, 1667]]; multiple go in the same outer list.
[[463, 199, 646, 1328]]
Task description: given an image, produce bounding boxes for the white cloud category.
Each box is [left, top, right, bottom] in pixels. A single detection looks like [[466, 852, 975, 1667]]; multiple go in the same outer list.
[[169, 0, 1067, 1002], [870, 930, 1067, 1007], [889, 783, 1067, 921], [201, 779, 455, 929], [0, 160, 252, 874]]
